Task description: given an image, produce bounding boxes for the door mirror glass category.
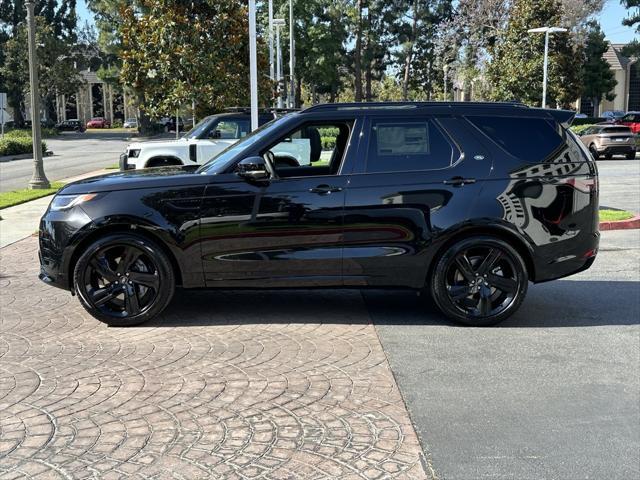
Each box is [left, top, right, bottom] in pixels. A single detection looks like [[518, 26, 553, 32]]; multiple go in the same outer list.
[[237, 156, 269, 181]]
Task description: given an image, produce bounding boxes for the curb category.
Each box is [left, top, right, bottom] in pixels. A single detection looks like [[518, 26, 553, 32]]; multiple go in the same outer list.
[[0, 153, 32, 163], [599, 215, 640, 231]]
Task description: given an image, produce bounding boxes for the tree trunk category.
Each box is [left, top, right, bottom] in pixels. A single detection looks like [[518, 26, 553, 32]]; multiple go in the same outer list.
[[402, 0, 419, 100], [296, 77, 302, 108], [136, 91, 153, 135], [354, 0, 363, 102]]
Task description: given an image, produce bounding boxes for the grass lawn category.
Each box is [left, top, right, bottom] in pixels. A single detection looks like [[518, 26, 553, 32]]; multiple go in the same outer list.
[[600, 209, 636, 222], [0, 182, 65, 210]]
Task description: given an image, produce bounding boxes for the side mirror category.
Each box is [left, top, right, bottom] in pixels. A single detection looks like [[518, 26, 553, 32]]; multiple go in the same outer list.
[[237, 156, 270, 181]]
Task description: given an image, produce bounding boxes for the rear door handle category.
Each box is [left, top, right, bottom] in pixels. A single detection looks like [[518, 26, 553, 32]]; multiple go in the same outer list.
[[309, 185, 343, 194], [443, 176, 476, 186]]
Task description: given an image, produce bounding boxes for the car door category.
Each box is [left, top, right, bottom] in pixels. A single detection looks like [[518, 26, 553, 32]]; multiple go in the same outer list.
[[199, 118, 359, 287], [342, 115, 492, 288]]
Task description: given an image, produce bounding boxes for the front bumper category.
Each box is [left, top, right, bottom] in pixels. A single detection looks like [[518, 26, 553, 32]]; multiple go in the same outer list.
[[119, 153, 136, 171], [39, 206, 93, 291]]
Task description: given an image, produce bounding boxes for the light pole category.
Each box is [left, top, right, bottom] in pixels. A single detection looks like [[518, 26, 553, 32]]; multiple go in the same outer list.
[[26, 0, 50, 189], [289, 0, 295, 108], [527, 26, 567, 108], [248, 0, 258, 131], [443, 64, 448, 101], [274, 18, 285, 109]]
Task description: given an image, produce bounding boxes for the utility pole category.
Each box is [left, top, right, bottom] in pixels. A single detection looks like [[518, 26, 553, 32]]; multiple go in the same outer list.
[[248, 0, 259, 131], [274, 18, 285, 109], [527, 26, 567, 108], [289, 0, 295, 108], [26, 0, 50, 189], [269, 0, 274, 83]]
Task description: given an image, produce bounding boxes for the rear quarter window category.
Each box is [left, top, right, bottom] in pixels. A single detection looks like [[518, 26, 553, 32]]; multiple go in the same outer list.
[[468, 115, 563, 163]]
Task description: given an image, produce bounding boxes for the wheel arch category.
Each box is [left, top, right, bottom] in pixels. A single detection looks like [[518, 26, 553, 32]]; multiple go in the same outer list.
[[67, 224, 184, 291], [145, 155, 184, 168], [426, 225, 537, 285]]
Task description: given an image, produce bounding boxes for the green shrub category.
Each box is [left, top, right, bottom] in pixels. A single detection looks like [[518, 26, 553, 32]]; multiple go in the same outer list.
[[570, 124, 594, 135], [4, 127, 58, 138], [0, 136, 47, 156], [321, 136, 336, 150], [318, 126, 339, 137]]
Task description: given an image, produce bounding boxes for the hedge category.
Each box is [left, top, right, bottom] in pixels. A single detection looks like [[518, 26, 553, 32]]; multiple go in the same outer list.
[[569, 124, 594, 135], [0, 136, 47, 157]]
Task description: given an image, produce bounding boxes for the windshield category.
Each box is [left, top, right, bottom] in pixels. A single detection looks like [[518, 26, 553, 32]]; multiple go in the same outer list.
[[196, 118, 285, 174], [182, 116, 215, 139]]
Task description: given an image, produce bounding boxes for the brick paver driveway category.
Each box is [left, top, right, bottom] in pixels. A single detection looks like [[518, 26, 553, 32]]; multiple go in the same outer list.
[[0, 238, 429, 479]]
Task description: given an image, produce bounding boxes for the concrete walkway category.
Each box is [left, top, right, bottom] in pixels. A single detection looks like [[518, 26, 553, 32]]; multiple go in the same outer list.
[[0, 169, 110, 248]]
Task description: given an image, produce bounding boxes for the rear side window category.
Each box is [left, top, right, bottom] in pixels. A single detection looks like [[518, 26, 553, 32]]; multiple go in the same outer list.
[[366, 118, 456, 173], [468, 116, 563, 163]]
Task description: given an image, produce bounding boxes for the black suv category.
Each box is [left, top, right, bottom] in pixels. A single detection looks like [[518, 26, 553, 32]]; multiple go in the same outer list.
[[39, 102, 599, 326]]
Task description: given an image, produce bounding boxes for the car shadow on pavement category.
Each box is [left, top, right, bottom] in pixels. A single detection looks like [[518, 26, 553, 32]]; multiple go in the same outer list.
[[141, 280, 639, 328]]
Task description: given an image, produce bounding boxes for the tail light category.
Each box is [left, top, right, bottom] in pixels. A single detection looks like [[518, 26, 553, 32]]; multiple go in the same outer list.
[[561, 176, 597, 193]]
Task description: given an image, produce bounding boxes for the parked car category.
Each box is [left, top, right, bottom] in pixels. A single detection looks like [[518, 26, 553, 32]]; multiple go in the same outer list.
[[55, 119, 85, 132], [40, 101, 599, 328], [577, 124, 636, 159], [120, 110, 279, 170], [160, 116, 185, 132], [123, 118, 138, 129], [615, 111, 640, 134], [86, 117, 111, 129], [601, 110, 625, 122]]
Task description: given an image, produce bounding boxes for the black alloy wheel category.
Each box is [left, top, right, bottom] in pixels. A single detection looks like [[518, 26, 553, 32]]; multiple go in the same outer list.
[[74, 234, 175, 326], [430, 236, 528, 326]]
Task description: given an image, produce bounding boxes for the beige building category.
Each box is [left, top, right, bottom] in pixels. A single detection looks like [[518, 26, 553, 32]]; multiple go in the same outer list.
[[584, 42, 639, 115]]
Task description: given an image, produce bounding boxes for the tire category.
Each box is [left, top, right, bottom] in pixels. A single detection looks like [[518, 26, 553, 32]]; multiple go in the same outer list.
[[605, 153, 613, 160], [429, 236, 528, 327], [626, 151, 636, 160], [589, 145, 599, 160], [73, 234, 175, 326]]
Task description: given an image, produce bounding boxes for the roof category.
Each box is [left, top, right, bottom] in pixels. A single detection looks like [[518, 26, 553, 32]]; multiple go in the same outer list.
[[603, 43, 631, 70]]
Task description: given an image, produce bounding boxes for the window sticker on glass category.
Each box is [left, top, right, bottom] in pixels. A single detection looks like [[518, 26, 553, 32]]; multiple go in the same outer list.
[[376, 123, 429, 155]]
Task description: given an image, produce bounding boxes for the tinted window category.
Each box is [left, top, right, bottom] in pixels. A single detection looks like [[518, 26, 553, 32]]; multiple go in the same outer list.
[[366, 119, 455, 173], [468, 116, 563, 162], [602, 126, 632, 134], [214, 119, 250, 139]]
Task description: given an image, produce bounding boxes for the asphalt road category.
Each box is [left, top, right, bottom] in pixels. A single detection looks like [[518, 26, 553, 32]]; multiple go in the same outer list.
[[597, 157, 640, 213], [371, 229, 640, 480], [0, 132, 131, 192]]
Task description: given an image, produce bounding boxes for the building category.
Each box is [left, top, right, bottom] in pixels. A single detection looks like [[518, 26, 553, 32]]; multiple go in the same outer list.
[[581, 42, 639, 116]]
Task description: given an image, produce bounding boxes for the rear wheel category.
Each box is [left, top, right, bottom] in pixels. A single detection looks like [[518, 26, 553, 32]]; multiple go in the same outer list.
[[626, 151, 636, 160], [430, 236, 528, 326], [605, 153, 613, 159], [73, 234, 175, 326]]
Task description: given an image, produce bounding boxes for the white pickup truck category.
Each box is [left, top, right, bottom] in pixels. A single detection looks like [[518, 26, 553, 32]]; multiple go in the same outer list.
[[119, 110, 311, 170]]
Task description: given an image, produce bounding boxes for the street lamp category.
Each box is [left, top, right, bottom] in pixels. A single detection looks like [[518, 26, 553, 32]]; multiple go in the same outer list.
[[527, 26, 568, 108], [248, 0, 258, 131], [273, 18, 286, 109], [268, 0, 274, 83], [289, 0, 295, 109], [26, 0, 50, 189]]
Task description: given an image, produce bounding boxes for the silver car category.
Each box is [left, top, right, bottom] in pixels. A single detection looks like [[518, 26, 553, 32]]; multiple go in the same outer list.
[[578, 125, 636, 159], [123, 118, 138, 129]]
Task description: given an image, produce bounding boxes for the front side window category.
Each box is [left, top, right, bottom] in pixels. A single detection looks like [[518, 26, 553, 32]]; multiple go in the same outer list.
[[366, 118, 456, 173], [212, 120, 251, 139], [263, 121, 353, 177]]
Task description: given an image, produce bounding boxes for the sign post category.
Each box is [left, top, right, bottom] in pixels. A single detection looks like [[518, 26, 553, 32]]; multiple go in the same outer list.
[[0, 92, 6, 138]]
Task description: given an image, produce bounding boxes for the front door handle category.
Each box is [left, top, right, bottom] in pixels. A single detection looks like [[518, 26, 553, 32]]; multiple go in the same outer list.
[[443, 176, 476, 186], [309, 185, 343, 195]]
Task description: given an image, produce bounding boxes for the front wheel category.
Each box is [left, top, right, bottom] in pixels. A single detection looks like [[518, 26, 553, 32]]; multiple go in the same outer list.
[[429, 236, 528, 326], [73, 234, 175, 326], [589, 145, 599, 160]]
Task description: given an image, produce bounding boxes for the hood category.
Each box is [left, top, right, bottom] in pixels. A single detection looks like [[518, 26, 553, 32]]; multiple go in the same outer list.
[[59, 165, 206, 194], [127, 138, 190, 149]]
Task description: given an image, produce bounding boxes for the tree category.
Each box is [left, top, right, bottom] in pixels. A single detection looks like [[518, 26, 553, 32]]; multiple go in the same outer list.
[[118, 1, 270, 122], [0, 0, 79, 126], [487, 0, 583, 107], [621, 0, 640, 32], [582, 21, 617, 113]]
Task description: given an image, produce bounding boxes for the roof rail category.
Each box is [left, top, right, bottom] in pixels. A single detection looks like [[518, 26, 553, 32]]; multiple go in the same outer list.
[[303, 101, 529, 112], [223, 106, 300, 114]]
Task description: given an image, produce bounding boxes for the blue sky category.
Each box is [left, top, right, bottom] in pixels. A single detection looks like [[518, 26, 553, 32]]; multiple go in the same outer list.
[[76, 0, 638, 43]]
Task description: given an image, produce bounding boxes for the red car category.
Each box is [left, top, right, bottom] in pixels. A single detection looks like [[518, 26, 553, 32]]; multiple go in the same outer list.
[[616, 112, 640, 134], [86, 117, 111, 129]]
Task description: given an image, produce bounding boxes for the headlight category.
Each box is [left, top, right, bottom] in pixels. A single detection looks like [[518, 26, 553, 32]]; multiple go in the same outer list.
[[128, 149, 141, 158], [49, 194, 99, 211]]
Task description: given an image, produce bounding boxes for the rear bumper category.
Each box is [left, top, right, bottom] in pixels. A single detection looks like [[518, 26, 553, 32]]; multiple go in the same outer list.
[[596, 145, 635, 154], [533, 232, 600, 283]]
